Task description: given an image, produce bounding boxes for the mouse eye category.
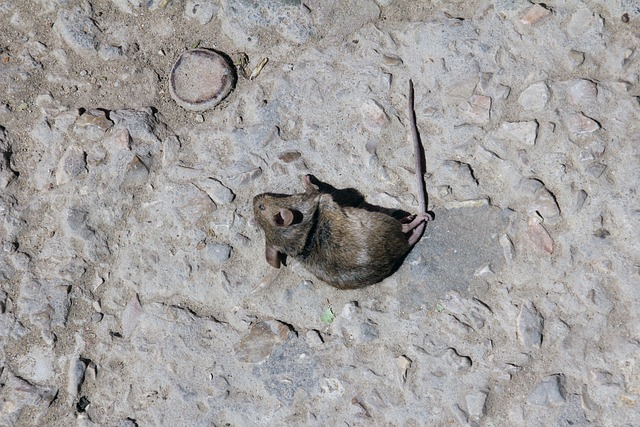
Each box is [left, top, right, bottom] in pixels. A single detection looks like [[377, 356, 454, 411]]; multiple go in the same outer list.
[[258, 204, 265, 211]]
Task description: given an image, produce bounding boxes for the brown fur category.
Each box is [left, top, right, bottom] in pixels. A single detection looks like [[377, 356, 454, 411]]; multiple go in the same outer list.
[[253, 177, 415, 289]]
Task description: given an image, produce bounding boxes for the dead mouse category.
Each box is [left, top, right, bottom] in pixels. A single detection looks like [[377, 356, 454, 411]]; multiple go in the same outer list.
[[253, 80, 433, 289]]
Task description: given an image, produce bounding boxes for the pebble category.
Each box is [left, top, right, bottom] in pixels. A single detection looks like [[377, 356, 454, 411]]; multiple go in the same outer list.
[[499, 234, 516, 262], [121, 294, 142, 339], [206, 242, 232, 263], [110, 129, 132, 151], [517, 82, 550, 111], [500, 121, 538, 145], [565, 112, 600, 134], [184, 0, 218, 25], [110, 109, 161, 145], [169, 49, 237, 112], [567, 8, 603, 39], [75, 109, 113, 131], [574, 190, 588, 212], [278, 150, 302, 163], [585, 162, 606, 178], [519, 4, 550, 25], [196, 177, 235, 204], [396, 355, 411, 383], [465, 390, 488, 419], [67, 357, 88, 398], [464, 94, 491, 124], [75, 109, 113, 141], [567, 79, 597, 106], [567, 50, 585, 67], [235, 320, 292, 364], [361, 99, 389, 132], [53, 6, 100, 57], [516, 301, 544, 349], [162, 135, 180, 168], [527, 220, 554, 253], [0, 130, 16, 189], [527, 374, 566, 405], [56, 146, 86, 186], [17, 346, 55, 383], [530, 187, 561, 221], [1, 370, 57, 424], [66, 208, 94, 239]]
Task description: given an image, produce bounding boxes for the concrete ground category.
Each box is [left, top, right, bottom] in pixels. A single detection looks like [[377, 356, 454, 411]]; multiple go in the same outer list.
[[1, 0, 639, 425]]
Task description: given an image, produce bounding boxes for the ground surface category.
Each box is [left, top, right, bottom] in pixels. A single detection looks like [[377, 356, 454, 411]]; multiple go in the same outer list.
[[1, 0, 639, 426]]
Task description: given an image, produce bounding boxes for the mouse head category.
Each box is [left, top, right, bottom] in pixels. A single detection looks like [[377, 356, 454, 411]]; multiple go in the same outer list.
[[253, 193, 305, 229], [253, 185, 320, 263]]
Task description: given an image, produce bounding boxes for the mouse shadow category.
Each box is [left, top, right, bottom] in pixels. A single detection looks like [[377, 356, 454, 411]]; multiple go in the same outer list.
[[307, 174, 434, 221]]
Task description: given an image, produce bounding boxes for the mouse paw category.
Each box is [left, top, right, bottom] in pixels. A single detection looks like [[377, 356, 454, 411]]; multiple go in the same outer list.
[[401, 212, 432, 233]]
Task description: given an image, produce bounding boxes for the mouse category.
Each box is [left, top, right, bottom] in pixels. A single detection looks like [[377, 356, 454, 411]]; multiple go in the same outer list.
[[252, 79, 433, 289]]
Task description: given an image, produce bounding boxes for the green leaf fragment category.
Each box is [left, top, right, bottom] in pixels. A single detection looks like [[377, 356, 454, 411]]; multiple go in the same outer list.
[[321, 307, 335, 324]]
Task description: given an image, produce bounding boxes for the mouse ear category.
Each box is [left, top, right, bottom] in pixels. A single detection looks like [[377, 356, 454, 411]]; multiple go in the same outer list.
[[274, 208, 294, 227], [265, 245, 281, 268], [303, 174, 320, 193]]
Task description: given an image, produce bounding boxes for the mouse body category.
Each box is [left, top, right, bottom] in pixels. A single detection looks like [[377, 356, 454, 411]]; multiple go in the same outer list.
[[253, 176, 418, 289]]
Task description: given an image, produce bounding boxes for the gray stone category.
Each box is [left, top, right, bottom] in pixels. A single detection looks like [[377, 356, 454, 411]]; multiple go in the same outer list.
[[197, 178, 235, 204], [220, 0, 313, 44], [465, 390, 488, 419], [518, 82, 550, 111], [256, 336, 318, 404], [567, 8, 604, 39], [121, 294, 142, 339], [0, 128, 16, 188], [361, 99, 389, 132], [0, 370, 57, 426], [530, 187, 561, 221], [185, 1, 218, 25], [67, 357, 88, 398], [567, 79, 597, 106], [110, 109, 161, 146], [500, 121, 538, 146], [526, 221, 554, 254], [463, 94, 491, 124], [517, 301, 544, 349], [519, 4, 550, 25], [527, 374, 566, 405], [235, 320, 292, 364], [54, 5, 100, 57], [499, 234, 515, 262], [56, 146, 86, 185], [565, 112, 600, 134], [206, 242, 232, 263]]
